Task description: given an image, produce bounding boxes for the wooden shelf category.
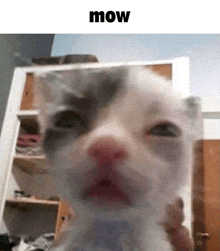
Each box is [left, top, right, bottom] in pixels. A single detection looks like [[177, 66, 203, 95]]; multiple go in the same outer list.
[[6, 198, 59, 208], [17, 109, 39, 120], [17, 110, 41, 134], [13, 154, 47, 174]]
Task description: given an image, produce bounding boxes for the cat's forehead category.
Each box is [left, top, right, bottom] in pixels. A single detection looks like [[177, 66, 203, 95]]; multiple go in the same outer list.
[[55, 66, 175, 104], [60, 66, 126, 95], [61, 65, 171, 91], [37, 65, 184, 115]]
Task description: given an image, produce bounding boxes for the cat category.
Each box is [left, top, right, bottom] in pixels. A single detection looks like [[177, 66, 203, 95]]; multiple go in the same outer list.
[[34, 64, 199, 251]]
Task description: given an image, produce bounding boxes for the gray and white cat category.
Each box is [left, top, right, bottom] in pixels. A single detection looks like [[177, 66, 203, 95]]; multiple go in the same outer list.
[[35, 64, 199, 251]]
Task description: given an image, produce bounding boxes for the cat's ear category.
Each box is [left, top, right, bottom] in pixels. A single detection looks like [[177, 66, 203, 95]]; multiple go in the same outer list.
[[184, 96, 202, 138], [34, 71, 68, 132], [184, 96, 201, 119]]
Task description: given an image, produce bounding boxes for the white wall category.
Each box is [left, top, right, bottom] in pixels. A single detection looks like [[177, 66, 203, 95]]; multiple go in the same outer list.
[[51, 34, 220, 101]]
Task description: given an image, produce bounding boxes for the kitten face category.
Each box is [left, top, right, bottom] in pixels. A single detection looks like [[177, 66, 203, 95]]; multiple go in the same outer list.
[[35, 65, 198, 218]]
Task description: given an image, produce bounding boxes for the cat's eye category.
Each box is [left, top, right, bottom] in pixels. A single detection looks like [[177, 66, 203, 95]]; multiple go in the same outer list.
[[53, 110, 85, 130], [147, 122, 181, 137]]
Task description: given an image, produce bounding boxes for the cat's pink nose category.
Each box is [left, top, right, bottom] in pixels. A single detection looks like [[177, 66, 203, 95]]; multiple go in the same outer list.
[[88, 137, 128, 165]]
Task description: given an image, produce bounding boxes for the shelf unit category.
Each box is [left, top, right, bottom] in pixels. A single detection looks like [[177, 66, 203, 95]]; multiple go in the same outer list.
[[0, 57, 192, 237], [0, 68, 72, 239], [13, 154, 47, 174]]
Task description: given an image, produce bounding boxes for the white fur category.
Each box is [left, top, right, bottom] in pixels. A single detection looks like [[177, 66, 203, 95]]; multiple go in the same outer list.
[[35, 66, 197, 251]]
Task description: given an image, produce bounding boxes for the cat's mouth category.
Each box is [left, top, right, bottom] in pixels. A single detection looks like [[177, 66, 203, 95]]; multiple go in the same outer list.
[[80, 162, 147, 207], [82, 178, 130, 206]]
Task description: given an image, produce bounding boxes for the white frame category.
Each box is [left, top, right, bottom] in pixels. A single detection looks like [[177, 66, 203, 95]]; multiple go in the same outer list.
[[0, 57, 190, 228]]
